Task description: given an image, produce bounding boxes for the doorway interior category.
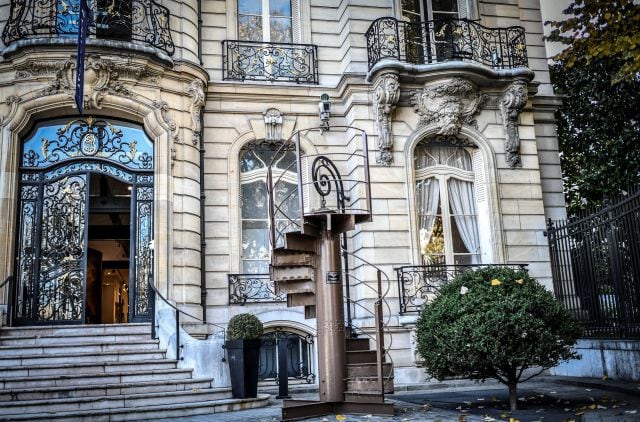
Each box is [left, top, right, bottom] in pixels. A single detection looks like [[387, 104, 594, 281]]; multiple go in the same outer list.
[[86, 174, 131, 324]]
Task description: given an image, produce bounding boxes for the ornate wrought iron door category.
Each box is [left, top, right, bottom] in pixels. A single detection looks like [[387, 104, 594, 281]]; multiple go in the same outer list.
[[13, 117, 154, 325]]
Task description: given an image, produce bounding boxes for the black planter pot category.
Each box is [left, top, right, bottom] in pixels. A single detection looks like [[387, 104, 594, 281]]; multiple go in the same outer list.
[[225, 338, 261, 398]]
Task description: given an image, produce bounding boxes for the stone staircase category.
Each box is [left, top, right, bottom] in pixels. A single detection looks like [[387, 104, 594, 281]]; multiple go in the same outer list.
[[0, 323, 268, 421]]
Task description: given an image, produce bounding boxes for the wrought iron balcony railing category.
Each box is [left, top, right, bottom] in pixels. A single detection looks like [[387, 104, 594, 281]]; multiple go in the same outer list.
[[366, 17, 528, 71], [222, 40, 319, 84], [2, 0, 175, 56], [228, 273, 286, 305], [396, 264, 528, 314]]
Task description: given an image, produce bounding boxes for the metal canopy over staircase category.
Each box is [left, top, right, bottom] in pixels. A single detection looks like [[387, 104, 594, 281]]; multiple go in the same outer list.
[[266, 127, 395, 420]]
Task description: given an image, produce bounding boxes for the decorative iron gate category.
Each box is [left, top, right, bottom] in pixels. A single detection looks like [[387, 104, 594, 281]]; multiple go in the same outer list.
[[547, 189, 640, 339], [12, 117, 154, 325], [259, 331, 315, 384]]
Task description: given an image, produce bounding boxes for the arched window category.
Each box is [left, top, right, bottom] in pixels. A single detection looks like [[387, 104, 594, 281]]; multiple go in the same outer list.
[[414, 141, 491, 265], [239, 140, 299, 274]]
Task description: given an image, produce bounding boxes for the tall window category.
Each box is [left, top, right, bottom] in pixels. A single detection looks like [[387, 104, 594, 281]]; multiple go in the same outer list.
[[239, 141, 299, 274], [415, 143, 484, 265], [238, 0, 293, 43]]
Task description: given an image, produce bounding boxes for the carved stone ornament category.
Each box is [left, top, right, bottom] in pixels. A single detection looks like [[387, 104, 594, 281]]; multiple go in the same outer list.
[[153, 100, 179, 162], [373, 73, 400, 166], [187, 79, 205, 146], [82, 57, 137, 110], [33, 60, 75, 98], [264, 108, 283, 142], [411, 77, 487, 136], [499, 81, 528, 168]]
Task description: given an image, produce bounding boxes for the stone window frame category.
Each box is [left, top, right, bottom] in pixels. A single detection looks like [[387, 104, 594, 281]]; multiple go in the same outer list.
[[404, 126, 505, 267]]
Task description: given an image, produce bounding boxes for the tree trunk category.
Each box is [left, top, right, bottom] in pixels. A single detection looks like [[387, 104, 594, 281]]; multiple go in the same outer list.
[[508, 381, 518, 411]]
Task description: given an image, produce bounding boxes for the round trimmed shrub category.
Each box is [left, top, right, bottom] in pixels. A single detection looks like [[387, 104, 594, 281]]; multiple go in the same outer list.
[[415, 266, 582, 411], [227, 313, 264, 340]]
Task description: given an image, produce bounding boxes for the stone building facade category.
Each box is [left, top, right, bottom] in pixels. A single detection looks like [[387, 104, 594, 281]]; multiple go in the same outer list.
[[0, 0, 564, 384]]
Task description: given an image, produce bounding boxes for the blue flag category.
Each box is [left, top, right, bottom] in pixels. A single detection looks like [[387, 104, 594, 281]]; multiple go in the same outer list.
[[76, 0, 90, 114]]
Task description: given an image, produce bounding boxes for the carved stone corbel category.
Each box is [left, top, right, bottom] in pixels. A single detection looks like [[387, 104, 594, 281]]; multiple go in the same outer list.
[[187, 80, 205, 146], [35, 60, 74, 98], [411, 77, 487, 136], [153, 100, 179, 163], [499, 81, 528, 168], [373, 73, 400, 166], [264, 108, 283, 142]]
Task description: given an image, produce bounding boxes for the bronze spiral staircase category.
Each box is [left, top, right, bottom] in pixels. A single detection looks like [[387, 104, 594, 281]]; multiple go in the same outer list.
[[266, 127, 394, 420]]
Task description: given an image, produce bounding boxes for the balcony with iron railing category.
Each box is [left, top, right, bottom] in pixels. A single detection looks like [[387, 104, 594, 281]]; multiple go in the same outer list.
[[222, 40, 319, 84], [2, 0, 175, 59], [366, 17, 528, 73], [396, 264, 528, 314], [228, 273, 286, 305]]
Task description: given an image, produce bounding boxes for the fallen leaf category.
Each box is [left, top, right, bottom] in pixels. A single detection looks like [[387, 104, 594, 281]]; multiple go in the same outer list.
[[585, 388, 592, 392], [336, 415, 347, 421], [602, 376, 608, 380], [588, 404, 596, 410], [626, 410, 638, 414], [597, 405, 607, 410], [477, 398, 485, 401], [575, 412, 584, 416]]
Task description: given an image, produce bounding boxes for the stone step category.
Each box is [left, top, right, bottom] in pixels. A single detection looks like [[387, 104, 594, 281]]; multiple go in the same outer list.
[[0, 377, 213, 401], [0, 387, 235, 415], [0, 332, 151, 346], [0, 349, 166, 367], [0, 323, 150, 338], [347, 362, 393, 378], [0, 359, 178, 378], [0, 394, 270, 421], [0, 339, 160, 356], [346, 338, 371, 352], [346, 376, 394, 394], [0, 368, 194, 389]]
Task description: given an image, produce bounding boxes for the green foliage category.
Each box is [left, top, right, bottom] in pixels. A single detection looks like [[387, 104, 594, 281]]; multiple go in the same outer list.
[[415, 267, 582, 409], [226, 313, 264, 340], [550, 59, 640, 213], [546, 0, 640, 84]]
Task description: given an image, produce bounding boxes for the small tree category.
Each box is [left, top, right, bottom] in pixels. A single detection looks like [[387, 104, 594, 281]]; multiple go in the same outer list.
[[415, 267, 582, 411]]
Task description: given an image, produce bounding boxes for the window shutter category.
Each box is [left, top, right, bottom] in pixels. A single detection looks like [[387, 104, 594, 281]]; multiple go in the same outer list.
[[473, 149, 493, 263]]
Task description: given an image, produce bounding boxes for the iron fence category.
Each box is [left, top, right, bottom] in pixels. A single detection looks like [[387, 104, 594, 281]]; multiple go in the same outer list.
[[396, 264, 527, 314], [228, 273, 285, 304], [547, 190, 640, 339], [2, 0, 175, 56], [365, 17, 528, 71], [222, 40, 319, 84], [259, 330, 315, 385]]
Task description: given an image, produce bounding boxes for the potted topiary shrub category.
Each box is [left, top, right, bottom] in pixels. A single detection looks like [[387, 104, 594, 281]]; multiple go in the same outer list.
[[225, 313, 264, 398]]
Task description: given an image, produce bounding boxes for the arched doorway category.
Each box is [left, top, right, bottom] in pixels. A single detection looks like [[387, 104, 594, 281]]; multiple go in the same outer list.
[[12, 116, 154, 325]]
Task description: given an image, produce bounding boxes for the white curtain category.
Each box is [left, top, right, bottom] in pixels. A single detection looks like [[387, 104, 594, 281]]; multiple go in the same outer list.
[[417, 177, 440, 256], [447, 178, 480, 262]]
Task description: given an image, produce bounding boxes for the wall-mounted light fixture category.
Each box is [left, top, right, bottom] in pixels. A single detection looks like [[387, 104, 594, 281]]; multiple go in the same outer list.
[[319, 93, 331, 131]]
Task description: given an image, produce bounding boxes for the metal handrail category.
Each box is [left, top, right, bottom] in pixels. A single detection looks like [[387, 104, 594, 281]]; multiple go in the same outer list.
[[0, 276, 12, 289]]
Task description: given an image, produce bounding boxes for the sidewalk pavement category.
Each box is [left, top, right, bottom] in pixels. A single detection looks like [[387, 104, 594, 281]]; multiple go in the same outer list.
[[149, 376, 640, 422]]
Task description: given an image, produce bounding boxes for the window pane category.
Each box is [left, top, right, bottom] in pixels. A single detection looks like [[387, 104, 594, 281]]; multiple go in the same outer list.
[[270, 0, 291, 17], [432, 0, 458, 13], [450, 216, 479, 254], [414, 145, 472, 170], [243, 260, 269, 274], [238, 15, 263, 41], [241, 181, 268, 219], [241, 221, 269, 259], [270, 17, 292, 43], [240, 150, 265, 172], [239, 0, 262, 15], [421, 216, 445, 265], [453, 254, 480, 265]]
